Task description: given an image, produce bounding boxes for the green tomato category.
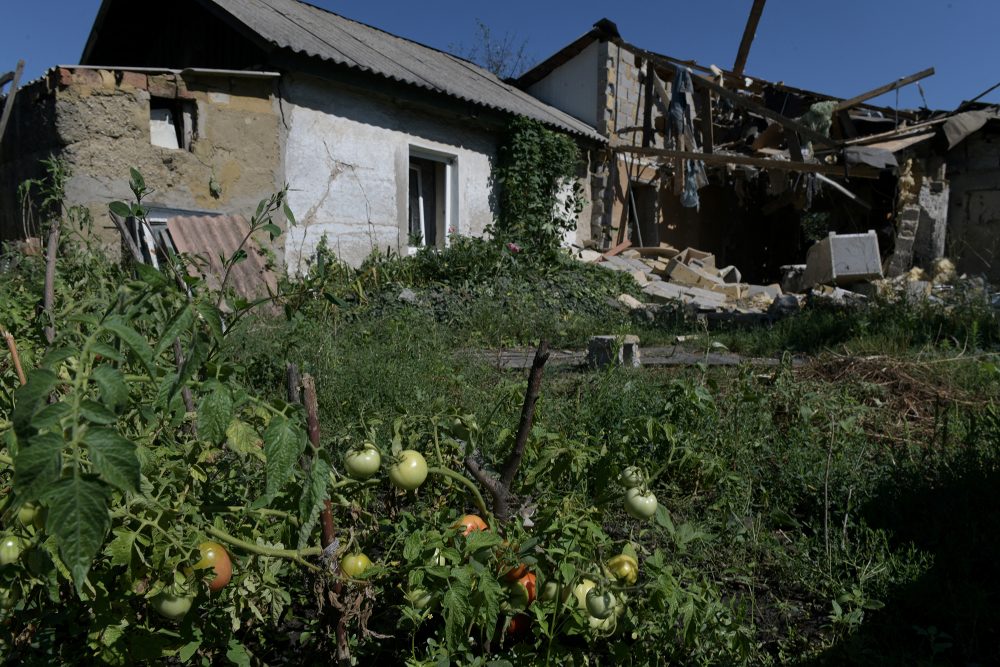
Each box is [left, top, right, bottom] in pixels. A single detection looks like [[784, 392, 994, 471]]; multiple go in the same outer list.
[[345, 444, 381, 480], [151, 592, 194, 621], [388, 450, 428, 491], [0, 536, 24, 566], [340, 553, 373, 578], [586, 588, 617, 619], [624, 487, 658, 520], [620, 466, 644, 489], [540, 580, 568, 603], [17, 502, 46, 531]]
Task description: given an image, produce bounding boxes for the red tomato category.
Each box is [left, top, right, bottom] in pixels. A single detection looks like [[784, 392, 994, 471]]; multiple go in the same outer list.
[[454, 514, 488, 536]]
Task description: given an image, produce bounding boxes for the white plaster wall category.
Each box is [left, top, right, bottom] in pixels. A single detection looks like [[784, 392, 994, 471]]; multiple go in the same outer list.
[[282, 74, 499, 273], [527, 41, 601, 129]]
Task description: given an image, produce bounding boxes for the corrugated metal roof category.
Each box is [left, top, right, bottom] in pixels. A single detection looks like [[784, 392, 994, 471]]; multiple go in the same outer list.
[[166, 215, 278, 307], [204, 0, 604, 141]]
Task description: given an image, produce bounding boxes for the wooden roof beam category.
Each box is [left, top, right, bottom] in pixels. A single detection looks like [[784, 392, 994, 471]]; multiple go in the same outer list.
[[834, 68, 935, 112], [614, 145, 882, 178], [733, 0, 767, 76]]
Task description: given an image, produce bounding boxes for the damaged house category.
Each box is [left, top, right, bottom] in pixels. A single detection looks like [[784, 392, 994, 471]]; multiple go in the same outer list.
[[518, 18, 1000, 290], [0, 0, 601, 275], [1, 0, 998, 293]]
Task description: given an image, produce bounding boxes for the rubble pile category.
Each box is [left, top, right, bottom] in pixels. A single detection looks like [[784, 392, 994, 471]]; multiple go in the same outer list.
[[582, 242, 791, 316]]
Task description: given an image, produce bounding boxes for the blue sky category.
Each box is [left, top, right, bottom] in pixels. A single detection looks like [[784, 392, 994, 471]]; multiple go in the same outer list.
[[2, 0, 997, 110]]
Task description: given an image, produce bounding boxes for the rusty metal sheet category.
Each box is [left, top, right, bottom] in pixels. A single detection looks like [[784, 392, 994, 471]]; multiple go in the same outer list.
[[165, 215, 278, 307]]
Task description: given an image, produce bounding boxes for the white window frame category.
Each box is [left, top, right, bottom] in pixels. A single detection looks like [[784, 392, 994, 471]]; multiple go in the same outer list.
[[407, 146, 458, 253]]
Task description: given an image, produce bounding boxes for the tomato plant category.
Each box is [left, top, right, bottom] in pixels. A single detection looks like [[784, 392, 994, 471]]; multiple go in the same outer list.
[[344, 443, 381, 480], [506, 571, 536, 610], [624, 487, 658, 520], [388, 450, 428, 491], [194, 541, 233, 593]]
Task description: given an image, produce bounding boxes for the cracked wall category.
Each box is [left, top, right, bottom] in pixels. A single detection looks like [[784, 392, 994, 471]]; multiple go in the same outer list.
[[281, 73, 499, 273]]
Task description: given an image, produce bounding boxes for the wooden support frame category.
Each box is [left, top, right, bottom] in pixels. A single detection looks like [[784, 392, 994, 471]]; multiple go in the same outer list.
[[642, 62, 655, 148], [733, 0, 767, 76], [615, 145, 883, 179], [700, 91, 715, 154], [834, 68, 934, 112], [623, 42, 841, 149]]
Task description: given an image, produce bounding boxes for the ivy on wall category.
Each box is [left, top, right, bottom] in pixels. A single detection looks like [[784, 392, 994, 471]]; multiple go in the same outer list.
[[492, 117, 585, 257]]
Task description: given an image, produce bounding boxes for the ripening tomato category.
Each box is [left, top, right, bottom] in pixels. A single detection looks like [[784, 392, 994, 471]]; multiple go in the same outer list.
[[455, 514, 488, 536], [606, 554, 639, 585], [344, 443, 381, 480], [340, 553, 373, 578], [507, 613, 532, 641], [506, 571, 536, 611], [194, 541, 233, 592], [388, 450, 428, 491]]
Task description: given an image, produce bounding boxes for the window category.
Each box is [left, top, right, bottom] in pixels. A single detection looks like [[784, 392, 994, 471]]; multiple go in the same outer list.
[[407, 149, 455, 249], [150, 98, 196, 150]]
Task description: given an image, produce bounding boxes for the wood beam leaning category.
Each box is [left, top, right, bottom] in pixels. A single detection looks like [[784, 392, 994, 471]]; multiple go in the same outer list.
[[834, 68, 935, 112], [0, 60, 25, 146]]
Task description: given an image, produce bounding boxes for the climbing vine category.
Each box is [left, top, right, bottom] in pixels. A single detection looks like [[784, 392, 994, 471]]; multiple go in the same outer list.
[[492, 117, 585, 257]]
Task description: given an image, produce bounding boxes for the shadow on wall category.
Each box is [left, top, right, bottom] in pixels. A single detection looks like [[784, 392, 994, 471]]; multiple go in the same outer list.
[[801, 427, 1000, 666]]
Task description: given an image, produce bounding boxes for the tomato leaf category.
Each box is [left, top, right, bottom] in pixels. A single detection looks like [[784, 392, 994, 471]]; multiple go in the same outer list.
[[80, 399, 118, 425], [198, 381, 233, 444], [226, 419, 263, 460], [13, 432, 64, 501], [296, 454, 331, 549], [153, 305, 195, 358], [478, 573, 504, 636], [442, 578, 473, 650], [12, 369, 58, 435], [92, 366, 128, 411], [41, 476, 111, 594], [133, 262, 168, 288], [83, 428, 141, 493], [254, 415, 307, 508], [194, 301, 224, 343], [102, 317, 155, 377], [225, 640, 252, 667]]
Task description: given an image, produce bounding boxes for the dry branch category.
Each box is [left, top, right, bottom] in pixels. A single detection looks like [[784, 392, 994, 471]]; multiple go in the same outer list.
[[2, 328, 27, 386], [465, 340, 550, 523]]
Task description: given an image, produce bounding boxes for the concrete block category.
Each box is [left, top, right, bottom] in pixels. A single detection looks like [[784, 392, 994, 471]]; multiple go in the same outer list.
[[617, 293, 645, 310], [718, 265, 742, 284], [148, 74, 178, 99], [801, 231, 883, 288], [665, 258, 724, 289], [588, 335, 641, 369]]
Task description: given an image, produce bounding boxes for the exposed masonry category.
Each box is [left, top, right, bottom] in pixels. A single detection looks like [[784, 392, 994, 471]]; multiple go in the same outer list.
[[0, 67, 283, 256]]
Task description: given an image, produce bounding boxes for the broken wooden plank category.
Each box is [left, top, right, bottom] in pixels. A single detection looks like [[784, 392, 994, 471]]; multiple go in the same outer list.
[[602, 238, 633, 258], [733, 0, 767, 76], [0, 60, 25, 146], [615, 145, 883, 178], [0, 71, 13, 88], [786, 129, 803, 163], [834, 68, 935, 112]]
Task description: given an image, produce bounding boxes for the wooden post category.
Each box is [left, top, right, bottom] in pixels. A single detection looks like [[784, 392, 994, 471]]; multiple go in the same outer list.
[[700, 91, 715, 154], [2, 328, 27, 386], [733, 0, 767, 76], [642, 62, 655, 148], [0, 60, 24, 146]]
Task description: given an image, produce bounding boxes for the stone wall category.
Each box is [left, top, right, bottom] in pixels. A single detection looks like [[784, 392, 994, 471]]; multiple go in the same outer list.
[[0, 67, 283, 254], [946, 124, 1000, 282], [885, 155, 950, 277]]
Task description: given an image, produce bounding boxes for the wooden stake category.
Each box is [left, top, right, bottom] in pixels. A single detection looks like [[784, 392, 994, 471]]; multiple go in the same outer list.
[[2, 328, 27, 386]]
